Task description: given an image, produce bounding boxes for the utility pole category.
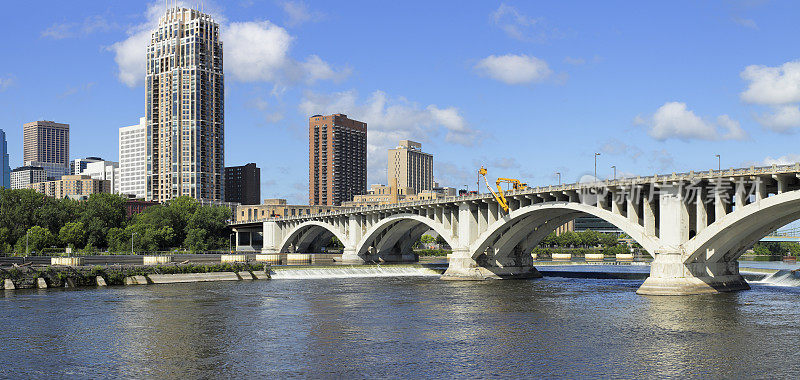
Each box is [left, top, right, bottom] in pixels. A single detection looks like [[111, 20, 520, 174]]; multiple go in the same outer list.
[[131, 233, 137, 254], [26, 230, 29, 255]]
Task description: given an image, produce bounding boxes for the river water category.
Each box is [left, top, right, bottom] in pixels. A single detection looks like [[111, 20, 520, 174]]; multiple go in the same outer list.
[[1, 268, 799, 378]]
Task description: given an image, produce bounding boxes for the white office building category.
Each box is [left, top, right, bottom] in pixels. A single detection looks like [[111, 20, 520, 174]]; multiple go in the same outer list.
[[119, 117, 146, 199], [78, 160, 120, 195]]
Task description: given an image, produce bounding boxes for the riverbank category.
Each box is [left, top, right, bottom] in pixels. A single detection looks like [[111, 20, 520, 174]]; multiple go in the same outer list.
[[0, 262, 270, 289]]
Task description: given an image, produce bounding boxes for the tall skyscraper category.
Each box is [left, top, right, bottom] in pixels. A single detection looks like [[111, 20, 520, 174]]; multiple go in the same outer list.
[[308, 114, 367, 206], [119, 117, 147, 199], [225, 163, 260, 205], [146, 7, 224, 202], [388, 140, 433, 194], [23, 120, 70, 180], [0, 129, 9, 188]]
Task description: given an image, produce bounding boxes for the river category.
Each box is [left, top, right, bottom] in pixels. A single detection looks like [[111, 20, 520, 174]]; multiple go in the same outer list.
[[1, 268, 799, 378]]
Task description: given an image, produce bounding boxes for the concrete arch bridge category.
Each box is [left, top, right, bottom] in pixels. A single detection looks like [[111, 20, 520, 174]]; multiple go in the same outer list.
[[230, 164, 800, 295]]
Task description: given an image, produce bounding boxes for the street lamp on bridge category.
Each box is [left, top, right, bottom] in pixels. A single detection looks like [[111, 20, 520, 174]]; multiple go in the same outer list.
[[611, 165, 616, 180], [715, 154, 721, 171], [594, 153, 601, 182], [555, 172, 561, 185]]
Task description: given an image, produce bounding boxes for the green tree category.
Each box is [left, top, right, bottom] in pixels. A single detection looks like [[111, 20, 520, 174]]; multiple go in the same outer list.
[[59, 221, 86, 249], [79, 193, 127, 249], [0, 227, 12, 253], [184, 228, 209, 252], [107, 227, 129, 253], [541, 232, 557, 247], [556, 231, 580, 247], [435, 234, 449, 247], [778, 242, 800, 256], [579, 230, 600, 247], [599, 233, 618, 248], [25, 226, 54, 254]]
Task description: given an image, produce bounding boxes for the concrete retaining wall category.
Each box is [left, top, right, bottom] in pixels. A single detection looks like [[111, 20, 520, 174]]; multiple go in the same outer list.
[[255, 254, 282, 264], [616, 254, 634, 261], [221, 254, 248, 263], [143, 256, 173, 265], [585, 253, 605, 261], [51, 257, 84, 266], [552, 253, 572, 261], [148, 272, 241, 284], [287, 253, 311, 263]]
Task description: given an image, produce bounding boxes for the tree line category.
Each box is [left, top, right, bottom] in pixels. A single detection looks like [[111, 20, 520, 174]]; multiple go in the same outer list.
[[539, 230, 621, 248], [0, 189, 231, 254]]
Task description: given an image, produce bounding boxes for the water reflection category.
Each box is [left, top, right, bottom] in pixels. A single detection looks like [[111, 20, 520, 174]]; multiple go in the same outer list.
[[1, 277, 799, 377]]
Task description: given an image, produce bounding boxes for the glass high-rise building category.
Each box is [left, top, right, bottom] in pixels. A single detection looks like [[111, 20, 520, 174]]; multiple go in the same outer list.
[[145, 7, 224, 202], [0, 129, 9, 188]]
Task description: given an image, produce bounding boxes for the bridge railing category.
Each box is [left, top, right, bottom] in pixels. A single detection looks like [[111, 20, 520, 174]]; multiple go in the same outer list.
[[229, 163, 800, 225]]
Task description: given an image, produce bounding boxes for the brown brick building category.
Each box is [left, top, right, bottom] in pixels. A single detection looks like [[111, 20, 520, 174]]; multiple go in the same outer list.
[[308, 114, 367, 206]]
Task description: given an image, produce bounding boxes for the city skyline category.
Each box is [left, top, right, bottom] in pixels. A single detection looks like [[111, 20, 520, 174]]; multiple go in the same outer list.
[[2, 1, 800, 204]]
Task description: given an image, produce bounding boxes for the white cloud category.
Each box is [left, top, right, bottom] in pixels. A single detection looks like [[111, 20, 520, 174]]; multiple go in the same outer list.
[[475, 54, 552, 85], [762, 154, 800, 166], [42, 15, 115, 39], [0, 75, 14, 91], [637, 102, 748, 141], [108, 30, 151, 87], [732, 17, 758, 30], [756, 105, 800, 132], [740, 61, 800, 105], [302, 55, 351, 84], [225, 21, 293, 82], [300, 90, 478, 182], [108, 2, 347, 88], [600, 139, 643, 161], [563, 57, 585, 65], [490, 4, 561, 42], [489, 157, 519, 169], [280, 1, 322, 26]]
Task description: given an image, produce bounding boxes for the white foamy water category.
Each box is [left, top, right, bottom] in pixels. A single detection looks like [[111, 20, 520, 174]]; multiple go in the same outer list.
[[270, 266, 442, 279], [751, 270, 800, 287]]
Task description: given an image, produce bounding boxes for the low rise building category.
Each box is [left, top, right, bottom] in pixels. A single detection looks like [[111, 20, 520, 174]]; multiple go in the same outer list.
[[342, 179, 458, 207], [78, 160, 119, 194], [125, 200, 159, 217], [234, 199, 341, 223], [29, 175, 110, 199], [10, 166, 47, 190]]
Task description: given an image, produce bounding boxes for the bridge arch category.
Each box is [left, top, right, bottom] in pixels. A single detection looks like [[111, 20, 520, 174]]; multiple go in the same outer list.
[[355, 213, 458, 259], [469, 202, 661, 261], [685, 191, 800, 263], [278, 221, 349, 253]]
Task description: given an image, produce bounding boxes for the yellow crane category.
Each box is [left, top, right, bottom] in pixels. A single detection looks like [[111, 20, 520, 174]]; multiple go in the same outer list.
[[478, 166, 528, 213]]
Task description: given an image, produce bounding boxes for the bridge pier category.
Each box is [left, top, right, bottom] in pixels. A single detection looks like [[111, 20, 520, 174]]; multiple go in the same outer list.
[[340, 248, 365, 264], [441, 249, 542, 280], [636, 252, 749, 295]]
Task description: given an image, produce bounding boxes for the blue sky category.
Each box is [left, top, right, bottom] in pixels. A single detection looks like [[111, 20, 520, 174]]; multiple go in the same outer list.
[[1, 0, 800, 204]]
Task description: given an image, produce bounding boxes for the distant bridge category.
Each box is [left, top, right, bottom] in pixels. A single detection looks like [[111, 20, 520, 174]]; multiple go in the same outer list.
[[231, 164, 800, 295]]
